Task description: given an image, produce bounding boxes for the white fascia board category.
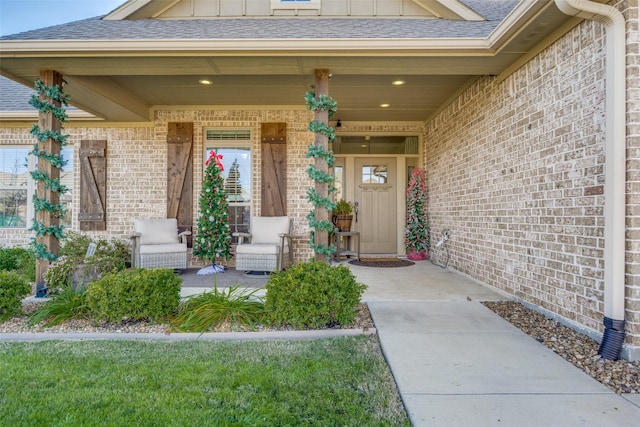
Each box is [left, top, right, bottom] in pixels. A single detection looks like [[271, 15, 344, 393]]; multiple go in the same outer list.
[[103, 0, 153, 20], [0, 110, 100, 120], [0, 38, 492, 55]]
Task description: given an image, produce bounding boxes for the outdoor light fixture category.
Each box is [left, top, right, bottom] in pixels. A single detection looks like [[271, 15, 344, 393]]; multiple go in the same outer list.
[[336, 119, 342, 128]]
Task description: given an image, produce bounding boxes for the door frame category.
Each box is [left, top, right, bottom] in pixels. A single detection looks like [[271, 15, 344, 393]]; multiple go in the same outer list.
[[333, 132, 422, 255]]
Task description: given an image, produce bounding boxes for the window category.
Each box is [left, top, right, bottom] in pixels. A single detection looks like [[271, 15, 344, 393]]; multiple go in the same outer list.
[[271, 0, 321, 10], [0, 146, 73, 228], [0, 147, 30, 227], [205, 130, 252, 244], [362, 164, 388, 184]]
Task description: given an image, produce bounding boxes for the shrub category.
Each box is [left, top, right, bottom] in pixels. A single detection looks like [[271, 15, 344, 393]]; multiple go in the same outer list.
[[0, 247, 35, 282], [29, 285, 89, 327], [86, 268, 181, 323], [265, 261, 367, 329], [45, 233, 131, 291], [44, 256, 77, 290], [171, 285, 265, 332], [0, 271, 31, 321]]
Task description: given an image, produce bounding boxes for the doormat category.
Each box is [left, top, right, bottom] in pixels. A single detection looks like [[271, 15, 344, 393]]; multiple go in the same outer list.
[[349, 258, 415, 268]]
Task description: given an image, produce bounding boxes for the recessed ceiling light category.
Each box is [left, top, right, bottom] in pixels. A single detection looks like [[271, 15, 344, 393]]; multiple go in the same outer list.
[[380, 103, 390, 108], [199, 79, 212, 85], [392, 80, 405, 86]]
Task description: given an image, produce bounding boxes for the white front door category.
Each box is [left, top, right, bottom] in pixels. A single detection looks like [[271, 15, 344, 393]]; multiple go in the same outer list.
[[354, 157, 397, 254]]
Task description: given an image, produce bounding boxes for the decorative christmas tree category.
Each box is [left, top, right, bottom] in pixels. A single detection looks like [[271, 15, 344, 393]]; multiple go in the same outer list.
[[193, 150, 232, 265], [405, 168, 430, 260]]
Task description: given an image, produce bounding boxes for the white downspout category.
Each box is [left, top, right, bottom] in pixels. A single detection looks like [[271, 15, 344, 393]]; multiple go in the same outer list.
[[554, 0, 626, 359]]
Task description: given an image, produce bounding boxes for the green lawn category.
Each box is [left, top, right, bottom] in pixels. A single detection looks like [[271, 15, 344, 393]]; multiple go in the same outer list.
[[0, 336, 409, 426]]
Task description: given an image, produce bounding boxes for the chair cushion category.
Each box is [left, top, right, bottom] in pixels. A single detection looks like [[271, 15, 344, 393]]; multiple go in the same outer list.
[[250, 216, 290, 245], [134, 218, 179, 245], [235, 243, 281, 255], [139, 243, 186, 254]]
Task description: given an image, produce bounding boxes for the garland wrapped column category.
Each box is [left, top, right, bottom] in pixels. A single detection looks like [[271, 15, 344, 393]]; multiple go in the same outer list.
[[305, 69, 338, 262], [29, 70, 69, 286]]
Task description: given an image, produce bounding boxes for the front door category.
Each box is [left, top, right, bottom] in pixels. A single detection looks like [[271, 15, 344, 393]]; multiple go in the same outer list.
[[355, 157, 397, 253]]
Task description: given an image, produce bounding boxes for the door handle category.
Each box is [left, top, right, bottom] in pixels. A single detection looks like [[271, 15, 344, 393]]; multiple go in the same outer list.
[[354, 201, 359, 223]]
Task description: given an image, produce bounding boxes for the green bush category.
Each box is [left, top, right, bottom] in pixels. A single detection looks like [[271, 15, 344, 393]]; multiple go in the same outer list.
[[44, 256, 77, 290], [29, 285, 89, 327], [0, 247, 35, 282], [171, 285, 265, 332], [265, 261, 367, 329], [0, 271, 31, 321], [87, 268, 182, 323]]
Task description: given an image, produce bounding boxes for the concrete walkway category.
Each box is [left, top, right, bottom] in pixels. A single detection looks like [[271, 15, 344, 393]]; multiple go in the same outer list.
[[349, 261, 640, 426]]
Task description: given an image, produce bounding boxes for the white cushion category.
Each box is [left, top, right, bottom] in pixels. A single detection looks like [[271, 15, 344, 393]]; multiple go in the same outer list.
[[134, 218, 179, 245], [250, 216, 290, 244], [235, 243, 281, 255], [139, 243, 186, 254]]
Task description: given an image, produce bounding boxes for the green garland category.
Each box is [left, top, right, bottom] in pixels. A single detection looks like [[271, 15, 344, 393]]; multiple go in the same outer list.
[[28, 79, 69, 262], [305, 87, 338, 257]]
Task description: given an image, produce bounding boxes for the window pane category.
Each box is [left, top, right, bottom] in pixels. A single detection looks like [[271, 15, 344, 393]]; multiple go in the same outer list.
[[0, 189, 27, 227], [0, 147, 29, 188], [362, 164, 388, 184], [60, 147, 73, 227], [206, 148, 251, 203]]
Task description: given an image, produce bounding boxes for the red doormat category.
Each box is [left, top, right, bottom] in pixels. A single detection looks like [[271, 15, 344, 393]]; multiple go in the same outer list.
[[348, 258, 415, 268]]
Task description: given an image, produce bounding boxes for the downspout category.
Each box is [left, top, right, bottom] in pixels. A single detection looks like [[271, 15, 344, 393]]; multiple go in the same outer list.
[[554, 0, 626, 360]]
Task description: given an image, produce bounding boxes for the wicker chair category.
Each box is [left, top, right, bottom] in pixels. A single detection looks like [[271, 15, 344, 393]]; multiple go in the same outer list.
[[233, 216, 292, 272], [131, 218, 191, 269]]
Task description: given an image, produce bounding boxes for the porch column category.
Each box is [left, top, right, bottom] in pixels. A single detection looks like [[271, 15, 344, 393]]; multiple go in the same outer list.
[[35, 70, 63, 285], [314, 69, 330, 262]]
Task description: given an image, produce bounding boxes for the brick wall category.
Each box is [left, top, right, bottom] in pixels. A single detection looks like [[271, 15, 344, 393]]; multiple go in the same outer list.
[[424, 2, 639, 353]]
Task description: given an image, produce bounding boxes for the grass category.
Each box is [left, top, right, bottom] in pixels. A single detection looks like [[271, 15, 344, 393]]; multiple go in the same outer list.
[[0, 336, 409, 426]]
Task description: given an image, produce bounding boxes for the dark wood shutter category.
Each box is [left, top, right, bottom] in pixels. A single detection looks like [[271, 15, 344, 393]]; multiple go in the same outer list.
[[261, 123, 287, 216], [167, 122, 193, 246], [79, 140, 107, 231]]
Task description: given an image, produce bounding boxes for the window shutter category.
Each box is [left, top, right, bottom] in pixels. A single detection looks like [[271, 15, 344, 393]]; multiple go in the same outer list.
[[261, 123, 287, 217], [79, 140, 107, 231], [167, 122, 194, 246]]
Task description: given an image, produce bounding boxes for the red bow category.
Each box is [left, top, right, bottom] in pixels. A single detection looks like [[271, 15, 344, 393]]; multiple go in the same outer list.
[[205, 150, 224, 171]]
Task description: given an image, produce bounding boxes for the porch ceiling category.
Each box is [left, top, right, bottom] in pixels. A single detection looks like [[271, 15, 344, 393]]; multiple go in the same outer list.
[[0, 1, 581, 123]]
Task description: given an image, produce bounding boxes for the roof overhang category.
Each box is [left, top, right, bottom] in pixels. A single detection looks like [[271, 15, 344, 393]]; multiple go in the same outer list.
[[0, 1, 586, 122]]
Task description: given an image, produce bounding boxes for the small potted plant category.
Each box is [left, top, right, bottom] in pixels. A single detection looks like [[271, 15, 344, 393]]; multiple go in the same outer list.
[[405, 168, 429, 260], [332, 199, 355, 232]]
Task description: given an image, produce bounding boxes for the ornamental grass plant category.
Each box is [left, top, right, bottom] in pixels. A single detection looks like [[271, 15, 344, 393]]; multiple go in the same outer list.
[[170, 284, 265, 332]]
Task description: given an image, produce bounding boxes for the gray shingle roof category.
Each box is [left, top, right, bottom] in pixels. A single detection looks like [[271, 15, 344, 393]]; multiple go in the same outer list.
[[1, 1, 520, 41], [0, 76, 35, 110]]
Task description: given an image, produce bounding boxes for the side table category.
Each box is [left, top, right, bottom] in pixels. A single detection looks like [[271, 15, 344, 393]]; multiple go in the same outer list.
[[334, 231, 360, 261]]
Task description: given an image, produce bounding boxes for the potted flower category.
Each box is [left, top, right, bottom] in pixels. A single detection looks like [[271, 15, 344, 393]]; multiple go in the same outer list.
[[332, 199, 355, 232], [405, 168, 429, 260]]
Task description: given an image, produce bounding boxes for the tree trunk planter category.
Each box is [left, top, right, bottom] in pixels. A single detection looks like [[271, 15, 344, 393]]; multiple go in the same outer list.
[[72, 264, 100, 292], [333, 215, 353, 232]]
